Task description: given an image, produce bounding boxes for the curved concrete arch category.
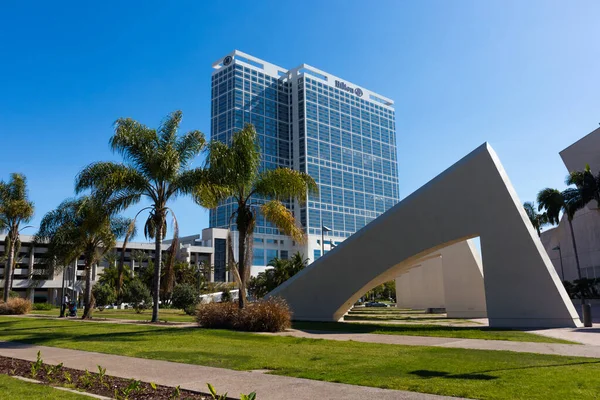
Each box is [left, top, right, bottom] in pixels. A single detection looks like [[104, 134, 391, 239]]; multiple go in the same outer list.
[[268, 143, 582, 328]]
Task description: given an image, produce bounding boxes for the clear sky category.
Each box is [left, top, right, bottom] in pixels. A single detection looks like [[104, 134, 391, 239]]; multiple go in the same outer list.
[[1, 1, 599, 241]]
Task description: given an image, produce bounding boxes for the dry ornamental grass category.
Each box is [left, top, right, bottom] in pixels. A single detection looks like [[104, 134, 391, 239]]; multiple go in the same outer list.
[[0, 298, 32, 315], [196, 298, 291, 332]]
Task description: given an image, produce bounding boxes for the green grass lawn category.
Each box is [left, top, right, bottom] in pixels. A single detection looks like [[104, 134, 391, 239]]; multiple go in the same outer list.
[[0, 317, 598, 399], [0, 374, 91, 400], [29, 308, 572, 343], [31, 307, 195, 322], [292, 321, 575, 343]]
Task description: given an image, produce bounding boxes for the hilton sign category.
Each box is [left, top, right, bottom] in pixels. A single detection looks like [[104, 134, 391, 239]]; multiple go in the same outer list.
[[335, 80, 363, 97]]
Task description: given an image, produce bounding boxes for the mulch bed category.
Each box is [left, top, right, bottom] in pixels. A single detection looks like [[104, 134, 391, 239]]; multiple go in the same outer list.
[[0, 354, 220, 399]]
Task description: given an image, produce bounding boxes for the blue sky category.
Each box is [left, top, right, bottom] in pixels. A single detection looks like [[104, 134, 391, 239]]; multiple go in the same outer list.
[[1, 1, 599, 241]]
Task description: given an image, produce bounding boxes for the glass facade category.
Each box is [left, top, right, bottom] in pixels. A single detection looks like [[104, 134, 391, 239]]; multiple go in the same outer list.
[[209, 62, 292, 237], [297, 76, 399, 238], [210, 52, 399, 265]]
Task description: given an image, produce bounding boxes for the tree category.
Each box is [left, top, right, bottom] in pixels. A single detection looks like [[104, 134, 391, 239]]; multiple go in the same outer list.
[[195, 124, 317, 308], [248, 252, 308, 299], [523, 201, 549, 236], [171, 283, 198, 310], [92, 283, 116, 310], [75, 110, 208, 322], [35, 196, 131, 319], [98, 262, 132, 291], [537, 187, 586, 303], [0, 173, 35, 302], [123, 278, 152, 313]]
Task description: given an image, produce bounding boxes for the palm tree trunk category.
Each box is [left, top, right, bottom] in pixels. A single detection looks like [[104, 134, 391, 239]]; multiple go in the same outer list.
[[568, 218, 584, 305], [238, 226, 247, 309], [3, 235, 16, 302], [151, 216, 163, 323], [82, 259, 94, 319]]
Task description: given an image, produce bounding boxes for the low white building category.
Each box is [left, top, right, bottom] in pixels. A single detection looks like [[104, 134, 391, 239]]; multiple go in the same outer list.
[[0, 227, 230, 305]]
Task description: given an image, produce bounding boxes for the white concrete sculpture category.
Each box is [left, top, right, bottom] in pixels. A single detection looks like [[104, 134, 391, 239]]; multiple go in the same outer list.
[[268, 143, 582, 328]]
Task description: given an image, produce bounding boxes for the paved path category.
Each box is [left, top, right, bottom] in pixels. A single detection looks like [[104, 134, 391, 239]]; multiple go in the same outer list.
[[265, 329, 600, 358], [0, 341, 460, 400], [529, 325, 600, 346]]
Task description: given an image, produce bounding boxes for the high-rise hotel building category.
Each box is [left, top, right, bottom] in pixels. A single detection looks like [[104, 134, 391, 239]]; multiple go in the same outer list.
[[210, 51, 399, 270]]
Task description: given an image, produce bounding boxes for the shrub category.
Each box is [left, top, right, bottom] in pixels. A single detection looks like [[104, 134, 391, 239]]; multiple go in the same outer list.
[[0, 290, 19, 299], [196, 298, 291, 332], [92, 283, 116, 309], [0, 298, 32, 315], [184, 303, 197, 316], [123, 279, 152, 312], [220, 287, 232, 302], [32, 302, 54, 311], [171, 283, 198, 310]]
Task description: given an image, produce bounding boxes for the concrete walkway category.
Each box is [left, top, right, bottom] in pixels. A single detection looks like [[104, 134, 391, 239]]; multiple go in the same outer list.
[[0, 341, 460, 400], [265, 329, 600, 358], [529, 325, 600, 346]]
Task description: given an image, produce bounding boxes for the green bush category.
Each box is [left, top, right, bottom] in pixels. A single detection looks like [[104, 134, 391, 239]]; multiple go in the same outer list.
[[123, 279, 152, 312], [196, 298, 291, 332], [184, 303, 198, 316], [32, 302, 54, 311], [220, 287, 232, 302], [92, 283, 116, 309], [171, 283, 198, 310], [0, 298, 32, 315], [0, 290, 19, 299]]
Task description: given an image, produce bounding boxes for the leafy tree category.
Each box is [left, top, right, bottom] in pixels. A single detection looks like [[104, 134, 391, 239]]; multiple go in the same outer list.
[[75, 110, 208, 322], [92, 283, 116, 310], [537, 187, 586, 302], [195, 125, 317, 308], [98, 263, 132, 291], [171, 283, 198, 310], [35, 196, 131, 319], [523, 201, 549, 236], [123, 278, 152, 312], [0, 173, 35, 301], [248, 252, 309, 299]]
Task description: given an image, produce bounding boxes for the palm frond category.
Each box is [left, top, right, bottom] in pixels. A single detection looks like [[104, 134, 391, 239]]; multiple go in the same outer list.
[[158, 110, 182, 145], [260, 200, 306, 243], [254, 168, 318, 203], [176, 130, 206, 167], [537, 188, 564, 225]]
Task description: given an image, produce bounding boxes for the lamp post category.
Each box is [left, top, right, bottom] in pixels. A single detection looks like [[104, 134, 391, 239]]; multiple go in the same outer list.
[[552, 245, 565, 281], [321, 224, 332, 259]]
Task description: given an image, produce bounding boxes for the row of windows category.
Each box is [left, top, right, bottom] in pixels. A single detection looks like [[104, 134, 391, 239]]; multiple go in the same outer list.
[[303, 77, 394, 117], [252, 248, 289, 266], [306, 160, 398, 193], [304, 89, 395, 128]]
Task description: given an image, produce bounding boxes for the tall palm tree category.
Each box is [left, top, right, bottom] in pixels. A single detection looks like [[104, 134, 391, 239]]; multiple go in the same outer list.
[[567, 164, 600, 211], [537, 187, 586, 302], [35, 196, 131, 318], [195, 124, 317, 308], [0, 173, 35, 301], [75, 110, 208, 322], [523, 201, 549, 236]]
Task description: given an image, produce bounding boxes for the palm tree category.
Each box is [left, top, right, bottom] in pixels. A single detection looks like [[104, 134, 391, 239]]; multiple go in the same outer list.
[[523, 201, 549, 236], [75, 110, 208, 322], [567, 165, 600, 207], [0, 173, 35, 301], [537, 187, 586, 303], [36, 196, 131, 318], [195, 124, 317, 308]]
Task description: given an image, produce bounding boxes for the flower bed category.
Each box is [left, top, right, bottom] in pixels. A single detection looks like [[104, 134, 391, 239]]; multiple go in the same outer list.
[[0, 353, 226, 399]]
